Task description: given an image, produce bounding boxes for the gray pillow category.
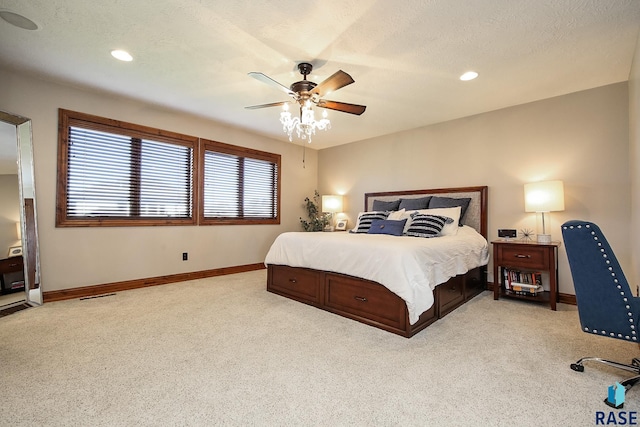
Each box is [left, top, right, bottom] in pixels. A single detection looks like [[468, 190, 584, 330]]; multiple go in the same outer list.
[[399, 196, 432, 210], [428, 196, 471, 226], [372, 199, 400, 211]]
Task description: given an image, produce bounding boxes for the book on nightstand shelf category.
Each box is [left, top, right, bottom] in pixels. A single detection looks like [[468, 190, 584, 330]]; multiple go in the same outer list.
[[504, 269, 544, 296]]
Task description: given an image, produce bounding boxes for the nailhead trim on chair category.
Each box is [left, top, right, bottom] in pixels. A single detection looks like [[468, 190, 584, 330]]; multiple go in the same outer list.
[[563, 223, 637, 342]]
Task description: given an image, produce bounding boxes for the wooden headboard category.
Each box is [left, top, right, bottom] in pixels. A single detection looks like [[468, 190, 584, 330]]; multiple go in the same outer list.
[[364, 186, 488, 239]]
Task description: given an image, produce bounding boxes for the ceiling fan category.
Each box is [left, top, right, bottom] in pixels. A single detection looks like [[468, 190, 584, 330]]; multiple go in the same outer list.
[[245, 62, 366, 116]]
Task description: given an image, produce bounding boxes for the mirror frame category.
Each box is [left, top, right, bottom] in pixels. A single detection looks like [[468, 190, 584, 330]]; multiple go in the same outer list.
[[0, 110, 41, 306]]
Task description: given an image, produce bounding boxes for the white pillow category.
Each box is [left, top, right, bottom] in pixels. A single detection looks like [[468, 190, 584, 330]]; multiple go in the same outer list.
[[401, 206, 461, 236], [387, 208, 406, 221]]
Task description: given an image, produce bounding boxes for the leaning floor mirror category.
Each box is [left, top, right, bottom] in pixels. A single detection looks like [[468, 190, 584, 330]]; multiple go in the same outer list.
[[0, 110, 41, 311]]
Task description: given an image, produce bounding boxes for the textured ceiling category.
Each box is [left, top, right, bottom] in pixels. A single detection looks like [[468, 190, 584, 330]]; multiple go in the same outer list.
[[0, 0, 639, 149]]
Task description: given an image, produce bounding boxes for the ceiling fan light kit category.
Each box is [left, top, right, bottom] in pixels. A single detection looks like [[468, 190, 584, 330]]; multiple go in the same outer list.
[[246, 62, 366, 143], [280, 100, 330, 143]]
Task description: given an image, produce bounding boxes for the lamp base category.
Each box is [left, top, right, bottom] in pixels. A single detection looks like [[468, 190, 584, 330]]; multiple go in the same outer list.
[[537, 233, 551, 244]]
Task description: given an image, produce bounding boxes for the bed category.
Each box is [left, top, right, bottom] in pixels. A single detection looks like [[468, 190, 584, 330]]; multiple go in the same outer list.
[[265, 186, 489, 337]]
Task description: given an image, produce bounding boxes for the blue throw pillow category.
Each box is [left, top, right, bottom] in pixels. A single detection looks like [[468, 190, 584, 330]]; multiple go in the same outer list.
[[367, 219, 407, 236], [372, 199, 400, 211], [406, 214, 452, 238], [399, 196, 432, 210], [428, 196, 471, 226]]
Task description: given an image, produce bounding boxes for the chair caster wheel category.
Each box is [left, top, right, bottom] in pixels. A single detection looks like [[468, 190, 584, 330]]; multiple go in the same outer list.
[[571, 363, 584, 372]]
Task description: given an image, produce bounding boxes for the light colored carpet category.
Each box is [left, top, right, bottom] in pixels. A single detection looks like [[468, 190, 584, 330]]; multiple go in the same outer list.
[[0, 269, 638, 426]]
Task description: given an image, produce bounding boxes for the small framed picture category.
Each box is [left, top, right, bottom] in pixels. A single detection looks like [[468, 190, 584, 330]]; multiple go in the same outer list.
[[335, 219, 348, 231], [8, 246, 22, 257]]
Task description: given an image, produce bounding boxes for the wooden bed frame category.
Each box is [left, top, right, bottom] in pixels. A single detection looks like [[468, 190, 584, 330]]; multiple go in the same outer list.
[[266, 186, 488, 338]]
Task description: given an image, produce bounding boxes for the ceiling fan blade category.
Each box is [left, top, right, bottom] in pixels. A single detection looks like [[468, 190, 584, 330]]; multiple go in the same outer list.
[[311, 70, 354, 97], [248, 72, 295, 97], [245, 101, 289, 110], [317, 100, 366, 115]]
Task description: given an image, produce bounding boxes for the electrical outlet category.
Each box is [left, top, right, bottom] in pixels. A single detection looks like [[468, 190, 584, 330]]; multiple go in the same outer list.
[[182, 252, 188, 261]]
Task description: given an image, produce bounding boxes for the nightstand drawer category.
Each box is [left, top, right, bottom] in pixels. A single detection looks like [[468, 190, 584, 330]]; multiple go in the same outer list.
[[0, 256, 23, 274], [498, 245, 548, 270]]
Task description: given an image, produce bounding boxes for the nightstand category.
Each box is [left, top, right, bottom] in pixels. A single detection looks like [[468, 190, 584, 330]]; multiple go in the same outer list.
[[0, 255, 24, 294], [492, 240, 559, 310]]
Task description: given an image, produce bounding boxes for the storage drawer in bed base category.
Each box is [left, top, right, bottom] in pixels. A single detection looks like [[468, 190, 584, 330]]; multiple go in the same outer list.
[[267, 265, 322, 306], [266, 264, 485, 338], [324, 272, 435, 335]]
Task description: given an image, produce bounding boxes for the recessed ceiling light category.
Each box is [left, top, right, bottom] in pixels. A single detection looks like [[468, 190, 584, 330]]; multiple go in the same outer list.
[[0, 11, 38, 30], [460, 71, 478, 81], [111, 49, 133, 62]]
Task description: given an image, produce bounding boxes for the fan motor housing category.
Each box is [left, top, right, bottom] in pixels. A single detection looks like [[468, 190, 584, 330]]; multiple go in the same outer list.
[[290, 62, 317, 99], [290, 80, 317, 94]]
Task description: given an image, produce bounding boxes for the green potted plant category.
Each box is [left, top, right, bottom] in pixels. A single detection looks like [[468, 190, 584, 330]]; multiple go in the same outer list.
[[300, 190, 330, 231]]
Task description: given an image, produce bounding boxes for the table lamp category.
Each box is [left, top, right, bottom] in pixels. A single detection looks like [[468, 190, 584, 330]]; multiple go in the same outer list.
[[321, 195, 343, 232], [524, 180, 565, 244]]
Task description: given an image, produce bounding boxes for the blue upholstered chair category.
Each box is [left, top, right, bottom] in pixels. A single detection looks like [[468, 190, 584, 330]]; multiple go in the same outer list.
[[561, 220, 639, 396]]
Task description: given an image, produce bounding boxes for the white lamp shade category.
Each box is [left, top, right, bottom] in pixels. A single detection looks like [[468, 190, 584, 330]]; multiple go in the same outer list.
[[524, 180, 565, 213], [322, 195, 343, 213]]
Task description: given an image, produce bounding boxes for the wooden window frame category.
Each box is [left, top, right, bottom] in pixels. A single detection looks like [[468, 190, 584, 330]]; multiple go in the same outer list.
[[56, 109, 199, 227], [199, 138, 281, 225]]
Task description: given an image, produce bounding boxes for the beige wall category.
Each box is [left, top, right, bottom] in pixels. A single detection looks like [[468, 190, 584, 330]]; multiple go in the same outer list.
[[0, 68, 318, 292], [0, 65, 633, 297], [318, 82, 630, 295], [629, 29, 640, 288]]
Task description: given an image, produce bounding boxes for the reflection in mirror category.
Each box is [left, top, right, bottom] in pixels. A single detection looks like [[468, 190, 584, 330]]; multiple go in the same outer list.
[[0, 111, 41, 310]]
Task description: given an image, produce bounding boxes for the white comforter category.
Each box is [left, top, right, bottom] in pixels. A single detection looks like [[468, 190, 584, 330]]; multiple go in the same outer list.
[[264, 226, 489, 324]]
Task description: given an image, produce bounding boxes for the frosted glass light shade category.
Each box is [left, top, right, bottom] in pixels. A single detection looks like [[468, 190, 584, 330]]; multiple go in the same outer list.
[[322, 195, 343, 213], [524, 180, 565, 213]]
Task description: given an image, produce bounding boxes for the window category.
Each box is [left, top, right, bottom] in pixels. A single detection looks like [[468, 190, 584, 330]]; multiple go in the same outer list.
[[56, 109, 281, 227], [200, 139, 280, 225], [57, 109, 198, 227]]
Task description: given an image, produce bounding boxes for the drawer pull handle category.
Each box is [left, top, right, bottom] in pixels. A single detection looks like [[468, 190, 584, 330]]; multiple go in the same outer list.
[[289, 279, 297, 284], [449, 287, 457, 292], [354, 296, 368, 302], [514, 254, 531, 258]]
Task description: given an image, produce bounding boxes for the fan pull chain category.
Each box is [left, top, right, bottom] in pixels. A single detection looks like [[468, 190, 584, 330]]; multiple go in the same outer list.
[[302, 145, 306, 168]]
